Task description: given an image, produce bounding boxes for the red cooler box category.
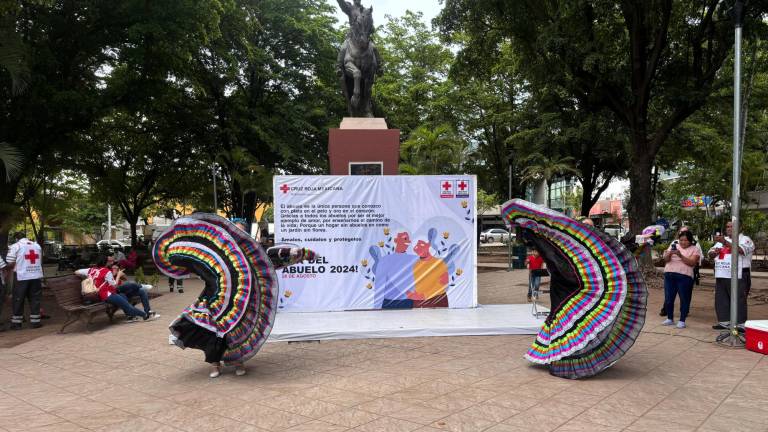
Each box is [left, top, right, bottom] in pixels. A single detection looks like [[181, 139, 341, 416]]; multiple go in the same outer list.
[[745, 320, 768, 355]]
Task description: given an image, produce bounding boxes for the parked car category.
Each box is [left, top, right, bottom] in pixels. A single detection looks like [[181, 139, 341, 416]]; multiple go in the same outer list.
[[603, 224, 625, 239], [480, 228, 513, 244], [96, 239, 128, 251]]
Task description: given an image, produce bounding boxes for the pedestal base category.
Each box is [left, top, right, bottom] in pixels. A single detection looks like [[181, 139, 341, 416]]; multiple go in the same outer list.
[[328, 118, 400, 175]]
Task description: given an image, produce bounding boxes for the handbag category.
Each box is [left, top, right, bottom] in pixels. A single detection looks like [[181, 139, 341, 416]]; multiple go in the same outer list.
[[81, 276, 100, 303]]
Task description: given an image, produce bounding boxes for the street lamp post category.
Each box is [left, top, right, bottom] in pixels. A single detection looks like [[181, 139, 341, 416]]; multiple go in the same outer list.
[[212, 164, 218, 212], [717, 0, 745, 347]]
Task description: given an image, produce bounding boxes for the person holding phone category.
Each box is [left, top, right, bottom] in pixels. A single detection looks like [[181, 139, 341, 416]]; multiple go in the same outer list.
[[661, 231, 700, 328], [708, 222, 753, 330]]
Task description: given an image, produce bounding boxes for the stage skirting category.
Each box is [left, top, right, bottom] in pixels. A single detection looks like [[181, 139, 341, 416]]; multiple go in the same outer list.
[[268, 304, 545, 342]]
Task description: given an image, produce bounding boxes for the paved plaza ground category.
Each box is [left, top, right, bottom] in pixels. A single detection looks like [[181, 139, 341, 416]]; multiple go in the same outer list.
[[1, 268, 767, 432]]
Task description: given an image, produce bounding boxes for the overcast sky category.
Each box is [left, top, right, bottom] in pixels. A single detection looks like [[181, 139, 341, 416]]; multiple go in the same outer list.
[[329, 0, 443, 28]]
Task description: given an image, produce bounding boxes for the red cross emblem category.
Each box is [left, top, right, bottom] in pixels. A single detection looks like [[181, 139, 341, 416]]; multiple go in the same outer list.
[[279, 184, 290, 194], [458, 181, 467, 191], [442, 181, 452, 191], [24, 249, 40, 264]]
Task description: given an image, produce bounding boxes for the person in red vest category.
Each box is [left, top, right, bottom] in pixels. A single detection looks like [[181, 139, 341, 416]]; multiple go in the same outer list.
[[76, 255, 160, 322], [5, 232, 44, 330], [526, 248, 545, 302]]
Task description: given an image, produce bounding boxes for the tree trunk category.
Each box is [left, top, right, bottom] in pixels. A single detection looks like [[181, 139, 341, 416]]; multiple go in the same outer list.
[[243, 191, 257, 228], [231, 177, 243, 220], [0, 178, 20, 256], [628, 150, 653, 233], [129, 217, 140, 247], [580, 182, 595, 217]]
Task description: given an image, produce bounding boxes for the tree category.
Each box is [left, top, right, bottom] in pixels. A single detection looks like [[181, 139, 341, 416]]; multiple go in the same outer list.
[[520, 154, 579, 209], [400, 124, 467, 174], [188, 0, 343, 225], [374, 11, 455, 138], [0, 0, 120, 251], [438, 1, 768, 232], [508, 87, 629, 216]]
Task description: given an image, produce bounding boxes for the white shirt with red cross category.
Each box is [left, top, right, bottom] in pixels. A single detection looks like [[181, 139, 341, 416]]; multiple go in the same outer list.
[[6, 238, 44, 280]]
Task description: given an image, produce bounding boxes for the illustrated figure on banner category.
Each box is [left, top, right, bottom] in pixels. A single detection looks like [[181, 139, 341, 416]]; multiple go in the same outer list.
[[365, 227, 460, 309], [336, 0, 382, 117]]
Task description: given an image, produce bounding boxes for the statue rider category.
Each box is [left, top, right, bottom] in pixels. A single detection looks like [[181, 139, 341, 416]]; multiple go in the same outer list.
[[336, 0, 382, 117]]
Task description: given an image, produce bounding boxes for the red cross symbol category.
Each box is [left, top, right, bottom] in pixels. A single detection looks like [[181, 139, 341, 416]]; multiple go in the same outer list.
[[458, 181, 467, 191], [442, 181, 452, 191], [24, 249, 40, 264], [279, 184, 290, 194]]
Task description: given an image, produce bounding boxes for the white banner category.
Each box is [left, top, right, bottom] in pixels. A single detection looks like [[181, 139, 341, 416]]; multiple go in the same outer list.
[[274, 175, 477, 312]]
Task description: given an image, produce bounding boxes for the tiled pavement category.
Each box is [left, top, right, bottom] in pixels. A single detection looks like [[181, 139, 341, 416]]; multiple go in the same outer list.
[[1, 270, 767, 432]]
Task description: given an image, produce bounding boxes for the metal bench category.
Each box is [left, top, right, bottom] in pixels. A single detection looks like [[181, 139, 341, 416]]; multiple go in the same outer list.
[[45, 275, 153, 333]]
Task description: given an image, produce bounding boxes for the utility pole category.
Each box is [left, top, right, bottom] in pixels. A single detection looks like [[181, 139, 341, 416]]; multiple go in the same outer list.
[[212, 164, 218, 212], [107, 204, 112, 241], [717, 0, 745, 347]]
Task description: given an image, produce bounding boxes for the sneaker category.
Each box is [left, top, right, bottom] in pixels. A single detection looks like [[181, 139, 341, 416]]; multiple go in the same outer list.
[[126, 316, 142, 323], [676, 321, 686, 329], [712, 323, 727, 330], [144, 311, 161, 322], [661, 319, 674, 326], [235, 365, 246, 376], [209, 364, 221, 379], [178, 288, 184, 293], [141, 284, 153, 291], [659, 307, 666, 317]]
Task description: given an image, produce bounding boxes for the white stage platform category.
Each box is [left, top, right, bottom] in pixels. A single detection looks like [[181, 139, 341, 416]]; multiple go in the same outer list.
[[268, 304, 546, 342]]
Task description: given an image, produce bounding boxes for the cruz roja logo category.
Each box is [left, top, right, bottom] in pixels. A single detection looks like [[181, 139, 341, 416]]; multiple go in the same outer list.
[[456, 179, 470, 197], [440, 180, 454, 198]]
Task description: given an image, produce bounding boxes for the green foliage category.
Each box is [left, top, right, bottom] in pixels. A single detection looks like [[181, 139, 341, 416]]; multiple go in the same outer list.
[[0, 143, 23, 182], [520, 154, 578, 208], [437, 1, 767, 230], [400, 124, 467, 174], [261, 207, 274, 223], [699, 240, 714, 255], [134, 266, 146, 285], [375, 11, 455, 138], [742, 210, 768, 237], [477, 189, 499, 216], [653, 242, 670, 255]]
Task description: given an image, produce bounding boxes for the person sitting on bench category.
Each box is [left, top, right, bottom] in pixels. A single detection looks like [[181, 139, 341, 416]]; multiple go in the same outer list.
[[75, 255, 160, 322]]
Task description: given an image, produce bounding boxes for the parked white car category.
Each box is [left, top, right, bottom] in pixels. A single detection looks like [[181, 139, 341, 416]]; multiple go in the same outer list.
[[96, 239, 128, 250], [480, 228, 513, 244], [603, 224, 625, 239]]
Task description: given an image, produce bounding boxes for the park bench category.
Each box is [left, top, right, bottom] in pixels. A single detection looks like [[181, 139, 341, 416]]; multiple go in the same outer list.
[[45, 275, 159, 333]]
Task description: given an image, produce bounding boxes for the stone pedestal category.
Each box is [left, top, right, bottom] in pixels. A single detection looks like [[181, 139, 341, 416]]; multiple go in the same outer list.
[[328, 117, 400, 175]]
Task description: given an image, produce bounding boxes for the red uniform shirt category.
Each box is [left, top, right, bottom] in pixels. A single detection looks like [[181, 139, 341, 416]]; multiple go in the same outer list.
[[527, 255, 544, 270]]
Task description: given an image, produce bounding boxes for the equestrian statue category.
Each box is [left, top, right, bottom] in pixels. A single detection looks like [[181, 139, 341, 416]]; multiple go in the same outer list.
[[337, 0, 382, 117]]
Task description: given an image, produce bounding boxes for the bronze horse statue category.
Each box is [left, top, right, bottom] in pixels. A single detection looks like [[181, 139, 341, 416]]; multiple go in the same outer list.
[[337, 0, 382, 117]]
